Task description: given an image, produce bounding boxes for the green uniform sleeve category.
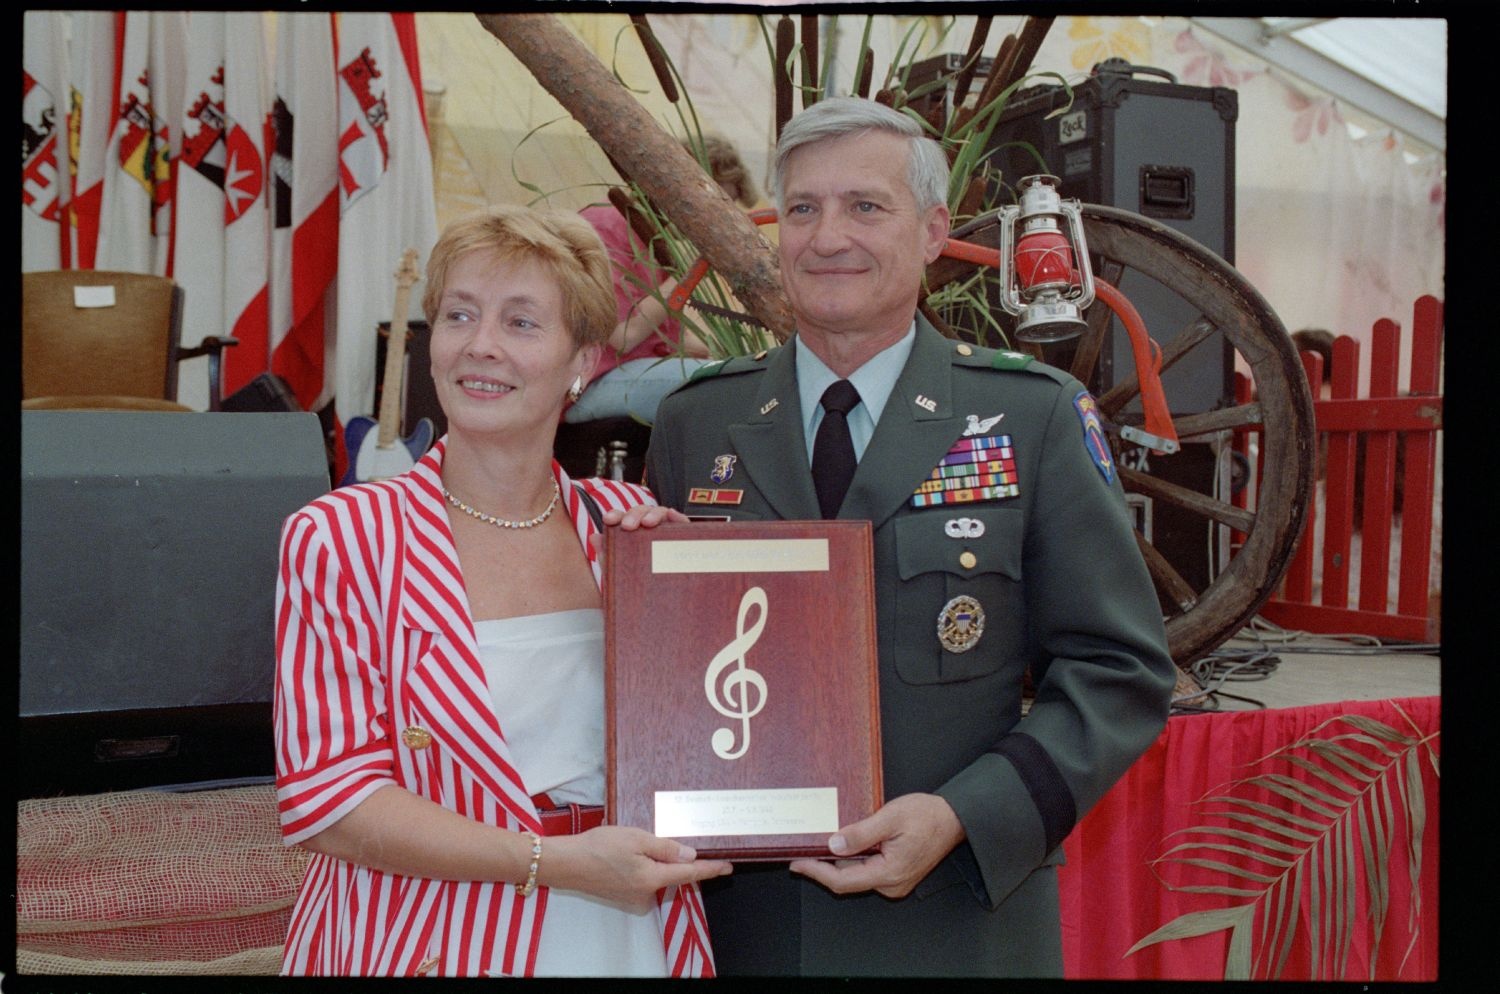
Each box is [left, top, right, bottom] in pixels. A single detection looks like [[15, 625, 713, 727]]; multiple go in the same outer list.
[[935, 379, 1175, 909]]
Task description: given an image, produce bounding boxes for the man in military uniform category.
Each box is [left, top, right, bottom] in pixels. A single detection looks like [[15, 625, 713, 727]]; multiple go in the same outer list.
[[641, 97, 1175, 976]]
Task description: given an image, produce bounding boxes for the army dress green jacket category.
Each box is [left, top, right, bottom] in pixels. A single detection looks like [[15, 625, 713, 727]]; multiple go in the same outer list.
[[644, 319, 1175, 977]]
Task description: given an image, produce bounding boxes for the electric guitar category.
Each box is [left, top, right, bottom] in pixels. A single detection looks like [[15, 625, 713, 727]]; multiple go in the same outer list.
[[339, 248, 436, 486]]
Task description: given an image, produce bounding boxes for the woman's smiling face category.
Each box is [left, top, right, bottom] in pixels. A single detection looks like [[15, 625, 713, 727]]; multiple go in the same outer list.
[[429, 249, 596, 442]]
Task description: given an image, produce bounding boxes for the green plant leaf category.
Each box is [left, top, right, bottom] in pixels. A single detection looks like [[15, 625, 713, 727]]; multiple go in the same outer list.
[[1156, 839, 1294, 870], [1340, 713, 1418, 744], [1281, 752, 1379, 792], [1164, 824, 1308, 857], [1211, 808, 1320, 844], [1245, 772, 1345, 819], [1303, 738, 1388, 776], [1205, 795, 1326, 833], [1131, 710, 1436, 979], [1124, 903, 1256, 955], [1269, 865, 1301, 978], [1155, 856, 1281, 884]]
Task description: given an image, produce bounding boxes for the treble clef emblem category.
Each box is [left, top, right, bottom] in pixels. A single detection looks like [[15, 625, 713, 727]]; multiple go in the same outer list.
[[704, 586, 770, 760]]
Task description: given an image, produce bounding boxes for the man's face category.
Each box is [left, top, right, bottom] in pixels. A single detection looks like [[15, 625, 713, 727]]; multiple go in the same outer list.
[[777, 129, 950, 341]]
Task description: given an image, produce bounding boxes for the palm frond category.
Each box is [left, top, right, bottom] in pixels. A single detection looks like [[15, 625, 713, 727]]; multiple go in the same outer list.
[[1126, 704, 1437, 980]]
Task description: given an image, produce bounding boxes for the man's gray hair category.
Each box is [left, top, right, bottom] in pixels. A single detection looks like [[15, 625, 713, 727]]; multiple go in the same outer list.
[[772, 97, 950, 213]]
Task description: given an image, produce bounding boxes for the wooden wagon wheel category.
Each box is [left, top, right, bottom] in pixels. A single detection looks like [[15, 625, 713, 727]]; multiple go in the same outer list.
[[930, 205, 1317, 668]]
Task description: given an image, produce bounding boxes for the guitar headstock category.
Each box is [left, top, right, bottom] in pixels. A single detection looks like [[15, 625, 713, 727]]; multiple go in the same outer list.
[[394, 247, 422, 290]]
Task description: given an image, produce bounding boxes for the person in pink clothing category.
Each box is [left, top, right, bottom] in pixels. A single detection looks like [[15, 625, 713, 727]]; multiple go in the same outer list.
[[565, 135, 761, 425]]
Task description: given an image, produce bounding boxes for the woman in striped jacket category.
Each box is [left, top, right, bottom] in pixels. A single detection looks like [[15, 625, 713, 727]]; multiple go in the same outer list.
[[274, 205, 728, 977]]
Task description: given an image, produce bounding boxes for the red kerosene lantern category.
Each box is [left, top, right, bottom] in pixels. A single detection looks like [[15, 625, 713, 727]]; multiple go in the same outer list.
[[995, 174, 1096, 343]]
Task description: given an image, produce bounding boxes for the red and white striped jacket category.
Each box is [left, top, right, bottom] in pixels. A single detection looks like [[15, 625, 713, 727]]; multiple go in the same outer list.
[[274, 440, 715, 976]]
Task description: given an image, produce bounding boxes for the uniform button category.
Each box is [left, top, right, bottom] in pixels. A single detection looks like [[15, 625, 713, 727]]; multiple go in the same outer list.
[[959, 551, 977, 569], [402, 726, 433, 749], [956, 343, 974, 357]]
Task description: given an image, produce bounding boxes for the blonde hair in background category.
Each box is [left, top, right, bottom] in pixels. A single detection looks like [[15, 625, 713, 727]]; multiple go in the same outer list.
[[694, 134, 759, 208], [422, 204, 617, 351]]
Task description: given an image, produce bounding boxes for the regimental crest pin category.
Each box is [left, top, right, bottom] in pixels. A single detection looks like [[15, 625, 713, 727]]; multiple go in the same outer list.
[[710, 454, 738, 484], [937, 595, 985, 653]]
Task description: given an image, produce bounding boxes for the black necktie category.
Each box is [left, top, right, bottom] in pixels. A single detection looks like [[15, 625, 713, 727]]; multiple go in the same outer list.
[[812, 379, 861, 519]]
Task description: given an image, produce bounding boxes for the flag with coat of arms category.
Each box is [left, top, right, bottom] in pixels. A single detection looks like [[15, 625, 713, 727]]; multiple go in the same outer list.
[[173, 11, 273, 406], [269, 11, 341, 415], [23, 12, 71, 272], [96, 10, 185, 276], [332, 12, 439, 428], [21, 11, 439, 429], [63, 10, 120, 271]]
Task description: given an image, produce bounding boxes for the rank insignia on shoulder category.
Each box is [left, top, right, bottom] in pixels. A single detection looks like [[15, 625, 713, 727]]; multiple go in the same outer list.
[[1073, 390, 1115, 484], [688, 359, 729, 382], [910, 434, 1019, 507], [991, 350, 1033, 370]]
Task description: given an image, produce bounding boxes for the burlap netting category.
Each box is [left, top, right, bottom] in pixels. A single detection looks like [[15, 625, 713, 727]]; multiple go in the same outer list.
[[16, 784, 308, 975]]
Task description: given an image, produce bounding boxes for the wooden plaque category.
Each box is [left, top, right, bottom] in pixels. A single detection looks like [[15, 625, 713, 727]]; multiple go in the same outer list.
[[604, 520, 883, 861]]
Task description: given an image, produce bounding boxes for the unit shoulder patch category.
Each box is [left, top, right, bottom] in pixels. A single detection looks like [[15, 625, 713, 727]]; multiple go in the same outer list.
[[1073, 390, 1116, 485]]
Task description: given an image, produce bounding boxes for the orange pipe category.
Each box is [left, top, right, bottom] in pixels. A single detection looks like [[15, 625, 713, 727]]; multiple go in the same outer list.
[[1090, 279, 1178, 453]]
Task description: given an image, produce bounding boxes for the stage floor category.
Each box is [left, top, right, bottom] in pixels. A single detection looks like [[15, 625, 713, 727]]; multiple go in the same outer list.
[[1177, 626, 1440, 713]]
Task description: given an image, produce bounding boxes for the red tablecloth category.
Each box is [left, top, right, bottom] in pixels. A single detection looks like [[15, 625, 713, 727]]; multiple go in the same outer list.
[[1059, 696, 1439, 981]]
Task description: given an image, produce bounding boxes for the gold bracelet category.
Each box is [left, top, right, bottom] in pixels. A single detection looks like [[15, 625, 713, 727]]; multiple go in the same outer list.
[[517, 831, 542, 898]]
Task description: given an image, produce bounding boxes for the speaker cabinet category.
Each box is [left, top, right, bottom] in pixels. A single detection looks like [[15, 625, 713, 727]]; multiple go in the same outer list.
[[20, 411, 331, 797]]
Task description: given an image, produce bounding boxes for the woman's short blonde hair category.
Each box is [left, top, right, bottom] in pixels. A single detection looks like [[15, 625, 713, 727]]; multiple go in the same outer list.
[[422, 204, 617, 351]]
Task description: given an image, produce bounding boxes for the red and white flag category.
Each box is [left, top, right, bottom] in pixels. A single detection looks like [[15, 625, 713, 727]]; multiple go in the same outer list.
[[173, 11, 272, 405], [270, 11, 340, 413], [67, 11, 120, 270], [96, 11, 185, 275], [23, 11, 71, 272], [332, 12, 439, 425]]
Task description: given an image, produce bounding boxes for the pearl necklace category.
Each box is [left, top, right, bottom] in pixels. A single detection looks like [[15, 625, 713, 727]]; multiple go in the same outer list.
[[442, 478, 560, 530]]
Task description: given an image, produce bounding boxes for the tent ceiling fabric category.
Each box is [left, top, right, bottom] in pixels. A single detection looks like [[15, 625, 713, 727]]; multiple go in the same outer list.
[[1191, 17, 1446, 151]]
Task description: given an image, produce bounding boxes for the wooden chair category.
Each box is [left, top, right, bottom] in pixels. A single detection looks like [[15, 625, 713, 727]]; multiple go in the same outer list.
[[22, 270, 237, 411]]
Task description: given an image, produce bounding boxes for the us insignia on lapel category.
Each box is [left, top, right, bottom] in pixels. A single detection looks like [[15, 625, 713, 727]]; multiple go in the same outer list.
[[1073, 391, 1115, 484], [910, 433, 1019, 507]]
